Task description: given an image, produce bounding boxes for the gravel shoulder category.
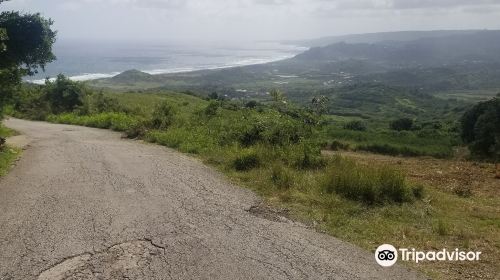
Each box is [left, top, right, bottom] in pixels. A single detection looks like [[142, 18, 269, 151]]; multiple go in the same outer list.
[[0, 118, 424, 280]]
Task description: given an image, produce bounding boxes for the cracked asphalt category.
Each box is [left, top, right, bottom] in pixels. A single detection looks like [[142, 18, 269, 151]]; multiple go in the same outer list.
[[0, 118, 424, 280]]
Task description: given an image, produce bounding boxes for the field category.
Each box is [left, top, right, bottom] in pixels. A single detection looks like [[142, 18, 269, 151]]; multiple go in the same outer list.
[[27, 89, 498, 280]]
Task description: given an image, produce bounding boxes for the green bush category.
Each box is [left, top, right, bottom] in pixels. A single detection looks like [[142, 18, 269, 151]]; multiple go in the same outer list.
[[151, 100, 176, 129], [390, 118, 414, 131], [343, 120, 367, 131], [460, 97, 499, 160], [45, 75, 88, 114], [289, 143, 327, 170], [233, 149, 260, 171], [204, 101, 219, 116], [78, 92, 124, 115], [323, 157, 415, 204]]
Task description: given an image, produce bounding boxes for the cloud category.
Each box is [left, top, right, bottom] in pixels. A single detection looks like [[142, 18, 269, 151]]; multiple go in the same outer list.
[[2, 0, 500, 42], [390, 0, 500, 10]]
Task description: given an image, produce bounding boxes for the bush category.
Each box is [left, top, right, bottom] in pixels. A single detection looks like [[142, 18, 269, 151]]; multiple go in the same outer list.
[[245, 100, 258, 108], [151, 101, 176, 129], [323, 157, 415, 204], [270, 163, 295, 189], [343, 120, 367, 131], [233, 149, 260, 171], [460, 97, 500, 160], [204, 101, 219, 117], [124, 120, 149, 138], [12, 85, 51, 120], [291, 143, 327, 170], [78, 92, 124, 115], [390, 118, 414, 131], [329, 140, 350, 151], [45, 74, 88, 114]]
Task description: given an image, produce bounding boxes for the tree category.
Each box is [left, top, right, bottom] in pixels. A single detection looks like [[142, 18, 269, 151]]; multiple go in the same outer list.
[[311, 95, 329, 115], [461, 97, 500, 160], [208, 92, 219, 100], [44, 75, 87, 114], [269, 89, 285, 103], [390, 118, 413, 131], [0, 10, 56, 115], [0, 11, 56, 74]]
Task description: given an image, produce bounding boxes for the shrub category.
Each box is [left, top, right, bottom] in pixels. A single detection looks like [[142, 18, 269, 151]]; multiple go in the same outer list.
[[208, 92, 219, 100], [78, 92, 124, 115], [270, 163, 295, 189], [204, 101, 219, 117], [44, 74, 88, 114], [343, 120, 367, 131], [356, 143, 420, 157], [323, 157, 415, 204], [151, 101, 175, 129], [245, 100, 258, 108], [460, 97, 499, 160], [239, 124, 263, 147], [291, 143, 327, 170], [124, 120, 149, 138], [412, 184, 425, 199], [390, 118, 414, 131], [233, 149, 260, 171], [12, 85, 51, 120], [329, 140, 350, 151]]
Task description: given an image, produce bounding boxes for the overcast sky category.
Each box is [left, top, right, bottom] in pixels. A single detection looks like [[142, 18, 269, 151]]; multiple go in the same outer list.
[[2, 0, 500, 43]]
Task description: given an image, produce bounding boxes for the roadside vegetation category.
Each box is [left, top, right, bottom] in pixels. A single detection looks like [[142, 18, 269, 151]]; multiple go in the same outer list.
[[8, 76, 499, 279], [0, 125, 19, 177]]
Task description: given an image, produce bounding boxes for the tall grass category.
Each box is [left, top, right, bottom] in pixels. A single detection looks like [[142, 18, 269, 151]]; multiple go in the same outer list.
[[323, 156, 419, 204]]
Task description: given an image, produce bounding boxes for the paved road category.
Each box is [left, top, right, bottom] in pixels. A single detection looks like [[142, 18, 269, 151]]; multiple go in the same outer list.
[[0, 118, 424, 280]]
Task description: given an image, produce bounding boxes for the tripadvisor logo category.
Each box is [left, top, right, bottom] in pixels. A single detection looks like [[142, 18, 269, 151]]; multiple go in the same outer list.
[[375, 244, 482, 267]]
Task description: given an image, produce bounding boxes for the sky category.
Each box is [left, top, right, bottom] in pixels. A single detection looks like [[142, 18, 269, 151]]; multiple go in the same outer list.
[[2, 0, 500, 43]]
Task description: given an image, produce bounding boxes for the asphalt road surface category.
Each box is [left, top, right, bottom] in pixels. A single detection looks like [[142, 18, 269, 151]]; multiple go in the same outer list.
[[0, 118, 424, 280]]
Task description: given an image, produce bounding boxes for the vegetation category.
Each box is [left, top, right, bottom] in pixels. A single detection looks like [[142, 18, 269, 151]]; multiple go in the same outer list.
[[461, 96, 500, 160], [0, 9, 56, 117], [0, 125, 18, 177], [9, 79, 500, 279], [390, 117, 414, 131], [3, 26, 500, 279]]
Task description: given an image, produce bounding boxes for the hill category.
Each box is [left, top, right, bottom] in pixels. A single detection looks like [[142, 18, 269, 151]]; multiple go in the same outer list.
[[286, 30, 490, 47], [89, 30, 500, 115]]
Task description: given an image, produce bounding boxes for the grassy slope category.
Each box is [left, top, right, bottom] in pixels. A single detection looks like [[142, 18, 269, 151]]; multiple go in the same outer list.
[[46, 91, 499, 280]]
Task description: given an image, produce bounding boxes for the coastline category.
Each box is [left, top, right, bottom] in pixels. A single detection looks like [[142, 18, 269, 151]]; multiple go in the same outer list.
[[29, 44, 307, 85]]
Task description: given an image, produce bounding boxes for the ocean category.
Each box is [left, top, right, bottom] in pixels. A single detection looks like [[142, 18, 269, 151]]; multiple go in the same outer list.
[[29, 40, 306, 84]]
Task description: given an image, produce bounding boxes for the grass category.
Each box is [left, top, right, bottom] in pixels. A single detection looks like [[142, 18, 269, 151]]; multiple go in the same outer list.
[[0, 125, 20, 177], [35, 91, 499, 279], [322, 157, 419, 204], [322, 125, 458, 158]]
